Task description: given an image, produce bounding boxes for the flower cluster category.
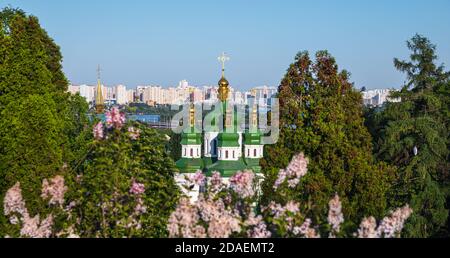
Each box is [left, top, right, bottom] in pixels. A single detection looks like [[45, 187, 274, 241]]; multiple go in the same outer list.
[[229, 170, 254, 198], [327, 194, 344, 237], [244, 212, 271, 238], [130, 180, 146, 195], [168, 153, 412, 239], [41, 175, 68, 206], [106, 106, 126, 129], [4, 182, 56, 238], [168, 195, 242, 238], [128, 126, 141, 140], [93, 122, 104, 140], [189, 171, 206, 187], [208, 172, 224, 194], [376, 205, 413, 238], [356, 205, 413, 238], [274, 153, 308, 189]]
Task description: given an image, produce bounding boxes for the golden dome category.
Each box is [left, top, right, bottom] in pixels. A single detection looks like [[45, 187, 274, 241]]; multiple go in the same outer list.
[[218, 76, 230, 102]]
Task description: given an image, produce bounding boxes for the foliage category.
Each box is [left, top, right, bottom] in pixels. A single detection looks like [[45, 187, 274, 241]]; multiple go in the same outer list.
[[168, 154, 412, 238], [365, 34, 449, 237], [0, 7, 91, 236], [261, 50, 396, 232], [67, 108, 180, 237]]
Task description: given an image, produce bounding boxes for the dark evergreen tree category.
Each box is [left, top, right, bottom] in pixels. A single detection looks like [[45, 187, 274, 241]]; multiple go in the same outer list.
[[366, 34, 449, 237], [261, 51, 395, 234], [0, 7, 90, 235]]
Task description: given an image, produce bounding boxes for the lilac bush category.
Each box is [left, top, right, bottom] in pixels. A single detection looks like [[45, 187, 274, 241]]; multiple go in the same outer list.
[[3, 176, 77, 238], [168, 153, 413, 238]]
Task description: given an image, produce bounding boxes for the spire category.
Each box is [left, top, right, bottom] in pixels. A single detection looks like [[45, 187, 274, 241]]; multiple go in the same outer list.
[[251, 103, 258, 129], [217, 52, 230, 102], [189, 103, 195, 127], [95, 64, 104, 114]]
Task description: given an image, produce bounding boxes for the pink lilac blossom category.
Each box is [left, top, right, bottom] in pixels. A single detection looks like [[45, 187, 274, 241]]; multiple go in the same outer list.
[[208, 171, 224, 194], [168, 194, 241, 238], [20, 214, 54, 238], [285, 201, 300, 214], [93, 122, 104, 140], [4, 182, 56, 238], [134, 197, 147, 214], [292, 218, 320, 238], [190, 171, 206, 186], [4, 182, 27, 218], [41, 175, 68, 206], [376, 205, 413, 238], [327, 194, 344, 237], [128, 126, 141, 140], [229, 170, 255, 198], [274, 153, 309, 190], [168, 197, 203, 238], [130, 180, 146, 195], [245, 212, 271, 238], [106, 107, 126, 129]]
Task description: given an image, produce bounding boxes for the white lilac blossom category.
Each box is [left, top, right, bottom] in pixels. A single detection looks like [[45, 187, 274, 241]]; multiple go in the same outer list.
[[327, 194, 344, 237], [229, 170, 254, 198], [41, 175, 68, 206], [106, 107, 126, 129], [376, 205, 413, 238], [93, 122, 104, 140], [357, 217, 378, 238], [128, 126, 141, 140], [274, 153, 308, 190]]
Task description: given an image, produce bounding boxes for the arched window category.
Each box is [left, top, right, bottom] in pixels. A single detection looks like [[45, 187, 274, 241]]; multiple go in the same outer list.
[[247, 149, 250, 157], [190, 148, 193, 157], [254, 149, 257, 157], [225, 150, 229, 159], [184, 148, 186, 156], [233, 151, 235, 159], [197, 148, 199, 157]]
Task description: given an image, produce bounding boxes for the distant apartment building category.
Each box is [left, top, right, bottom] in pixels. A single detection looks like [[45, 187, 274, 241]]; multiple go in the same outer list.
[[68, 80, 278, 107], [362, 89, 400, 107], [115, 84, 127, 105]]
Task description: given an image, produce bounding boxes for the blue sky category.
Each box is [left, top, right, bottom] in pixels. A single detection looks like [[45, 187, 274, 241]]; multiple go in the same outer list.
[[2, 0, 450, 90]]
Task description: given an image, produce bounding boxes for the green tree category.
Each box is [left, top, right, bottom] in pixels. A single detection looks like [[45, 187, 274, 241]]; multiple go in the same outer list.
[[71, 120, 180, 237], [366, 34, 449, 237], [261, 51, 395, 234], [0, 7, 90, 236]]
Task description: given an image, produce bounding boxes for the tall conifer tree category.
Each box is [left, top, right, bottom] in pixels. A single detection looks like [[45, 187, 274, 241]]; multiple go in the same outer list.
[[366, 34, 449, 237], [261, 51, 395, 232]]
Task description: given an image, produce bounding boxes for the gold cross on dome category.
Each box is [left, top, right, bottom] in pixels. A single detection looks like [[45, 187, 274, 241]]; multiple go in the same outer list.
[[218, 52, 230, 76]]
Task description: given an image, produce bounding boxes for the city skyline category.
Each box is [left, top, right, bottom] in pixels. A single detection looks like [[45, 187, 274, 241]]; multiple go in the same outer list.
[[3, 0, 450, 90]]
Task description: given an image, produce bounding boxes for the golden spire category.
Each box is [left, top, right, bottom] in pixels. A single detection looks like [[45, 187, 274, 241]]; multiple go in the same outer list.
[[95, 64, 104, 114], [189, 103, 195, 127], [217, 52, 230, 102], [251, 103, 258, 128]]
